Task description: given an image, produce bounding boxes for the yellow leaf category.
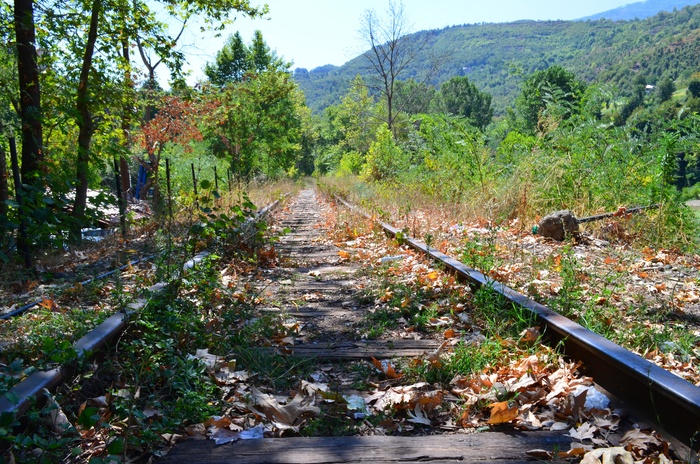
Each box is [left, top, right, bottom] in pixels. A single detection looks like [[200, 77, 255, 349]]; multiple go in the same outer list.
[[427, 271, 439, 281], [487, 401, 519, 424]]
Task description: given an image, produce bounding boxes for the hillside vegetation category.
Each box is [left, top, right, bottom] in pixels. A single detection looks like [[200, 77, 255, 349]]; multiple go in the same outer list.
[[296, 3, 700, 114]]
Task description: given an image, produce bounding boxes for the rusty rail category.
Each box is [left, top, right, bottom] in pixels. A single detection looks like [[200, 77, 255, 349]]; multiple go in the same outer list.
[[0, 197, 284, 418], [334, 195, 700, 449]]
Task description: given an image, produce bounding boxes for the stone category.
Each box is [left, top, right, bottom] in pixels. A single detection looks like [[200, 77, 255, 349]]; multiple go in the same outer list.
[[537, 210, 579, 241]]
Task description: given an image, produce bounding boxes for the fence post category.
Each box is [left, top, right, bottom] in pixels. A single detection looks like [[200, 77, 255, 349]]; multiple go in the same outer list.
[[191, 163, 198, 210], [113, 158, 127, 236], [166, 158, 173, 223]]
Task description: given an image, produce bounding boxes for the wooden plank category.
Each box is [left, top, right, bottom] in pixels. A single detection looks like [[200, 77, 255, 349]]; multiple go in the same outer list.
[[259, 308, 357, 318], [274, 339, 440, 360], [160, 432, 573, 463]]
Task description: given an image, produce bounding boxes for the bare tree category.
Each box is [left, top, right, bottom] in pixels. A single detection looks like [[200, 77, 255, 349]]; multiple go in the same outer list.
[[360, 0, 438, 138]]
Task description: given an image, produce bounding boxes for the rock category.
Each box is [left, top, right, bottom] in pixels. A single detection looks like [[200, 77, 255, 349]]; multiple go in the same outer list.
[[537, 210, 579, 241]]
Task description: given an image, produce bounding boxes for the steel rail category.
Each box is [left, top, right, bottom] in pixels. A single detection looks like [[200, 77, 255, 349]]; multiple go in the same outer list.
[[1, 255, 156, 320], [335, 195, 700, 449], [0, 197, 284, 418]]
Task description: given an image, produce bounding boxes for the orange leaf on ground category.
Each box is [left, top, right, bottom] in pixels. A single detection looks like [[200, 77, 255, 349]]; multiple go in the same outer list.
[[426, 271, 439, 281], [487, 401, 519, 424], [444, 328, 457, 339], [338, 250, 350, 259], [371, 357, 402, 379], [39, 298, 59, 311]]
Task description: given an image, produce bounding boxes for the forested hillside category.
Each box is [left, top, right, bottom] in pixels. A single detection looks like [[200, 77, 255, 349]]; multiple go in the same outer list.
[[296, 3, 700, 114], [581, 0, 700, 21]]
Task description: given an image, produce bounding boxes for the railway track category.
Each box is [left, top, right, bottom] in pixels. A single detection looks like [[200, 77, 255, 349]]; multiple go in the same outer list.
[[1, 189, 697, 462], [0, 198, 281, 419], [333, 194, 700, 450], [164, 188, 698, 463]]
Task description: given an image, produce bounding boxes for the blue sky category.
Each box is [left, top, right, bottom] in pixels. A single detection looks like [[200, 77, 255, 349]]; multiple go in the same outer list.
[[175, 0, 635, 84]]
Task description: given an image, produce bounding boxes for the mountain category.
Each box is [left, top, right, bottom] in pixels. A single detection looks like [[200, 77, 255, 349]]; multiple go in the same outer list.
[[295, 3, 700, 116], [580, 0, 700, 21]]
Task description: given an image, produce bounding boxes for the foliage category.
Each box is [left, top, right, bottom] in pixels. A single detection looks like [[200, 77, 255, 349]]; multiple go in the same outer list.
[[412, 114, 492, 200], [331, 76, 382, 156], [204, 31, 250, 85], [361, 124, 405, 182], [514, 66, 587, 134], [688, 79, 700, 98], [204, 30, 288, 87], [204, 70, 304, 183], [439, 76, 493, 130]]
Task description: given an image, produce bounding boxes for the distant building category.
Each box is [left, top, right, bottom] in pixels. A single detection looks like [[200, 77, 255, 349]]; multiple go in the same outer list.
[[645, 84, 655, 92]]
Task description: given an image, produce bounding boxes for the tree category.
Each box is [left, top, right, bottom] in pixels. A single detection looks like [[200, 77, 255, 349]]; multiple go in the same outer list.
[[332, 75, 381, 155], [205, 31, 250, 86], [205, 70, 302, 183], [515, 66, 587, 134], [137, 96, 207, 207], [250, 29, 271, 73], [13, 0, 42, 186], [439, 76, 493, 130], [688, 79, 700, 99], [656, 77, 675, 103], [360, 0, 434, 138], [71, 0, 102, 241], [394, 78, 437, 116]]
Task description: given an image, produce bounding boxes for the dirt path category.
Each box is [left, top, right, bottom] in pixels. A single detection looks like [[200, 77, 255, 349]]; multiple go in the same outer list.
[[162, 189, 575, 463]]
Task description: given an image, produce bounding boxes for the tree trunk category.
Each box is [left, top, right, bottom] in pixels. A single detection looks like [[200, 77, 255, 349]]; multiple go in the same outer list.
[[120, 37, 132, 201], [0, 142, 8, 246], [71, 0, 101, 242], [14, 0, 43, 185]]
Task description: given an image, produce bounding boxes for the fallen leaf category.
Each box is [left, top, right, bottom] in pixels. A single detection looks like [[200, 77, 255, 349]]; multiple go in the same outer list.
[[487, 401, 518, 425], [371, 357, 402, 379], [519, 327, 541, 345], [406, 404, 432, 425], [580, 447, 634, 464], [249, 387, 320, 427], [39, 298, 59, 311], [568, 422, 596, 441]]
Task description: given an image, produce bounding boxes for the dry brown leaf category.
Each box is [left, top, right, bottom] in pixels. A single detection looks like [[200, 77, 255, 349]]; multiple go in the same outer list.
[[580, 447, 634, 464], [519, 327, 541, 345], [568, 422, 597, 441], [406, 404, 432, 425], [249, 387, 320, 427], [487, 401, 519, 425], [620, 428, 662, 452], [444, 328, 457, 339]]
